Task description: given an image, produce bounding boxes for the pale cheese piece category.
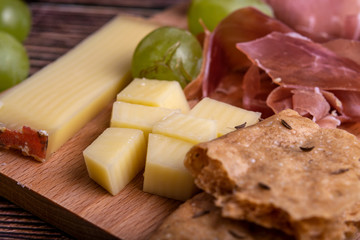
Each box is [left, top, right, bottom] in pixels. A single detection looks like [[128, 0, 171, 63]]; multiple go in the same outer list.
[[0, 16, 157, 161], [83, 128, 146, 195], [117, 78, 190, 113], [143, 133, 197, 201], [152, 112, 217, 144], [110, 101, 179, 140], [190, 97, 261, 136]]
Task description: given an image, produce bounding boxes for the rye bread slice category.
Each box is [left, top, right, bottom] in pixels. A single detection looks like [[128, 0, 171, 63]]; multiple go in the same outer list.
[[150, 192, 293, 240], [185, 109, 360, 240]]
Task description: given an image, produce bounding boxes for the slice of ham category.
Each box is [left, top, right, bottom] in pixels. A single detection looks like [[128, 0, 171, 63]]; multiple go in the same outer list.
[[237, 32, 360, 127], [184, 7, 293, 106], [185, 6, 360, 129], [323, 39, 360, 66], [237, 32, 360, 91], [271, 87, 330, 121], [267, 87, 341, 128], [265, 0, 360, 42], [242, 65, 276, 117]]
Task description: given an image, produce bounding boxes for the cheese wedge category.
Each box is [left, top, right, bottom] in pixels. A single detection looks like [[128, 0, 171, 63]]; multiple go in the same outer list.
[[117, 78, 190, 113], [0, 16, 157, 161], [110, 101, 179, 140], [83, 128, 146, 195], [189, 97, 261, 136], [143, 133, 196, 201]]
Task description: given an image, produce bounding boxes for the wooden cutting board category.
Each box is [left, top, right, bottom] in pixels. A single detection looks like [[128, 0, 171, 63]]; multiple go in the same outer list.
[[0, 3, 188, 240], [2, 2, 360, 240]]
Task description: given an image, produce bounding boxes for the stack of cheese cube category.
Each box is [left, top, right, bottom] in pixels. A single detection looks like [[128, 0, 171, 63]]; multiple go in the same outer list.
[[83, 78, 261, 200]]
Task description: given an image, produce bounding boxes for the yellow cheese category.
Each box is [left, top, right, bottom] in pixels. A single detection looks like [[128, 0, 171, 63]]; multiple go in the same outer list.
[[152, 112, 217, 144], [110, 101, 179, 140], [117, 78, 190, 113], [0, 16, 157, 161], [143, 133, 196, 201], [83, 128, 146, 195], [190, 97, 261, 136]]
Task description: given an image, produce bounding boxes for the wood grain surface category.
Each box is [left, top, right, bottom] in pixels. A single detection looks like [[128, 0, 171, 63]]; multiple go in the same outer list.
[[0, 1, 187, 239], [2, 1, 360, 240]]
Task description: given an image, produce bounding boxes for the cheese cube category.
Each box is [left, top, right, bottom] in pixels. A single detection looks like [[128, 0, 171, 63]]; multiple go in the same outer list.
[[83, 128, 146, 195], [117, 78, 190, 113], [152, 112, 217, 144], [190, 97, 261, 136], [110, 101, 179, 140], [143, 134, 196, 201], [0, 16, 157, 161]]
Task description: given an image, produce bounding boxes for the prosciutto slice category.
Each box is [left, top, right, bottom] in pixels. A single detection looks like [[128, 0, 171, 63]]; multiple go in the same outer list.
[[242, 65, 276, 117], [184, 7, 292, 105], [323, 39, 360, 66], [237, 32, 360, 91], [185, 6, 360, 128], [265, 0, 360, 42], [237, 32, 360, 127]]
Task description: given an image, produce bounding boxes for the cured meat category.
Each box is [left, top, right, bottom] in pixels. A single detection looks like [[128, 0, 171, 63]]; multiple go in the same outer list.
[[242, 65, 275, 117], [269, 87, 330, 122], [185, 6, 360, 128], [237, 32, 360, 127], [265, 0, 360, 42], [236, 32, 360, 91], [184, 7, 292, 105], [323, 39, 360, 66]]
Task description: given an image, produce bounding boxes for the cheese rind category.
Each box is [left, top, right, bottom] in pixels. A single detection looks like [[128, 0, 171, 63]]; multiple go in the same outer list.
[[190, 97, 261, 136], [110, 101, 179, 140], [117, 78, 190, 113], [0, 16, 157, 161], [83, 128, 146, 195], [143, 134, 196, 201], [0, 126, 48, 161], [152, 112, 217, 144]]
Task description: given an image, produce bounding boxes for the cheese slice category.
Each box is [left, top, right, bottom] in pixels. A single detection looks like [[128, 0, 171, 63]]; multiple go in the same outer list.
[[83, 128, 146, 195], [0, 16, 157, 161]]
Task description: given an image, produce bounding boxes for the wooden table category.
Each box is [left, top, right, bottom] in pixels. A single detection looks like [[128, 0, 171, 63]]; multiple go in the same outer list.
[[0, 1, 187, 239]]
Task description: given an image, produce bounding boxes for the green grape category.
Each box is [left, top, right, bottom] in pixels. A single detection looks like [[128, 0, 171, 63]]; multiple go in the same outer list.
[[188, 0, 274, 36], [0, 31, 29, 92], [131, 27, 202, 88], [0, 0, 31, 42]]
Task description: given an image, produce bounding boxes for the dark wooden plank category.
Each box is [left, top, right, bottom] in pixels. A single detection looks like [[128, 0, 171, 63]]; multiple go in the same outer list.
[[0, 197, 72, 239], [26, 3, 160, 74]]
